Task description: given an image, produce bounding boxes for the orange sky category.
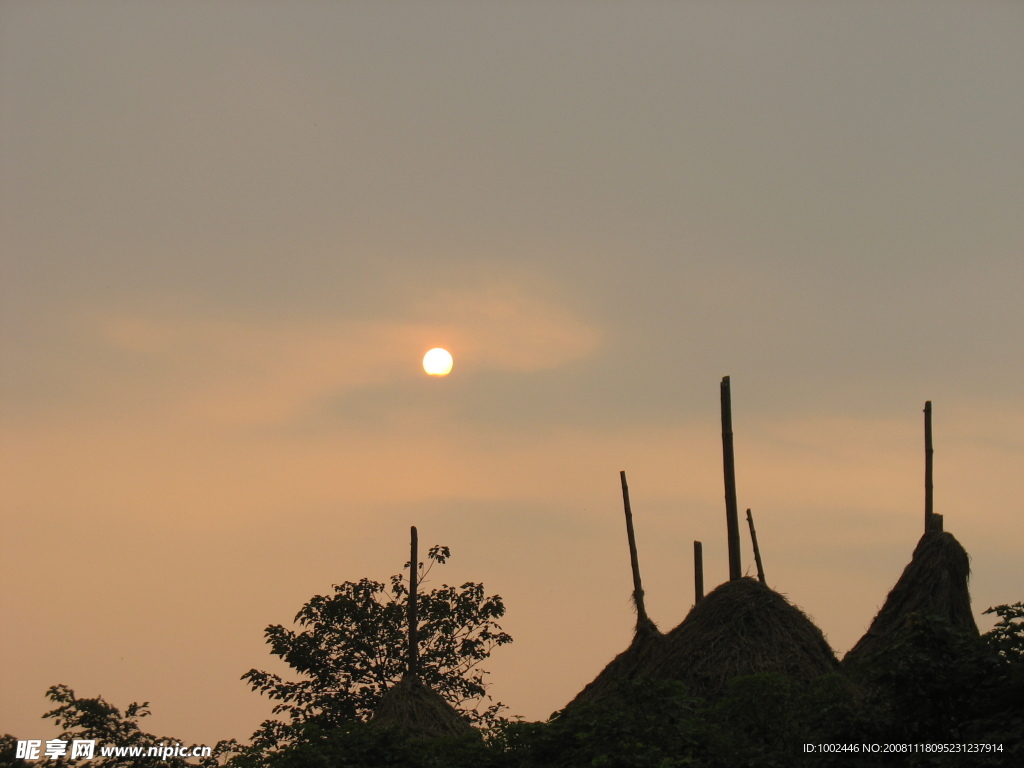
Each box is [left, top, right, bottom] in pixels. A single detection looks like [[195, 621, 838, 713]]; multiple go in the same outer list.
[[2, 0, 1023, 748]]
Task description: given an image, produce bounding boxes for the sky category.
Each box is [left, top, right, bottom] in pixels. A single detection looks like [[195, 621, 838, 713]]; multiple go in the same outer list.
[[2, 0, 1023, 748]]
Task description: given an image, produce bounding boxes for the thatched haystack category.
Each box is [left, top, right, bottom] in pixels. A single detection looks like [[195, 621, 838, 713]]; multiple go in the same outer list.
[[843, 531, 978, 667], [644, 577, 839, 698], [562, 616, 664, 711], [561, 470, 667, 713], [369, 672, 472, 739]]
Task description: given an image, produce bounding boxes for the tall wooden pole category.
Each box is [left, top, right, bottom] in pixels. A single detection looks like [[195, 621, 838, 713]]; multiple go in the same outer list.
[[721, 376, 742, 581], [408, 526, 419, 678], [924, 401, 934, 534], [620, 471, 649, 625], [693, 540, 704, 604], [746, 508, 766, 584]]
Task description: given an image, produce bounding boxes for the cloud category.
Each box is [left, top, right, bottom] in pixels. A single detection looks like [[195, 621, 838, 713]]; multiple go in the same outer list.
[[85, 282, 600, 429]]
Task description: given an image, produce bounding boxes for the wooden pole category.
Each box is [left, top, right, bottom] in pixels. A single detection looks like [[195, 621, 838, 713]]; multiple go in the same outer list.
[[721, 376, 742, 581], [408, 526, 419, 678], [746, 508, 766, 584], [924, 401, 934, 534], [694, 540, 704, 604], [620, 471, 649, 625]]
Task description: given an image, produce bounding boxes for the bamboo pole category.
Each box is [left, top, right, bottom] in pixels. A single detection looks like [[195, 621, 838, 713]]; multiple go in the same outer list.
[[746, 508, 766, 584], [694, 540, 704, 604], [408, 526, 419, 678], [721, 376, 742, 581], [924, 401, 934, 534], [620, 471, 649, 625]]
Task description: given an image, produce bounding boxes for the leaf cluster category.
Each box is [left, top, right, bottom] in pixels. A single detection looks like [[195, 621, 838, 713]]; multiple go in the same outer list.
[[982, 602, 1024, 666], [34, 685, 235, 768]]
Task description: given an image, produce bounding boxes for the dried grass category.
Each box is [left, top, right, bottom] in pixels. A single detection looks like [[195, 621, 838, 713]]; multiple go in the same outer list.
[[644, 577, 839, 698], [843, 531, 978, 666], [369, 673, 472, 739]]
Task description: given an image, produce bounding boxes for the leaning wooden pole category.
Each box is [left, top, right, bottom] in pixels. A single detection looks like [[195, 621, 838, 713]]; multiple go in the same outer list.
[[721, 376, 742, 581], [745, 508, 766, 584], [408, 525, 419, 679], [693, 540, 704, 604], [924, 401, 934, 534], [620, 471, 649, 626]]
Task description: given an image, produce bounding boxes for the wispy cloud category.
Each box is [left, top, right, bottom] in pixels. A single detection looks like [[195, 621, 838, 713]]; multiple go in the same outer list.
[[84, 283, 601, 428]]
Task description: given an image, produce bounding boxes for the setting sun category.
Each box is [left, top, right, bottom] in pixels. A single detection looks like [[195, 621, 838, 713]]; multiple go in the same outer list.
[[422, 347, 454, 376]]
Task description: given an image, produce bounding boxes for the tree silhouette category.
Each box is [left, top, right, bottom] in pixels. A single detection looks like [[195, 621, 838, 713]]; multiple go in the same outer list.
[[241, 545, 512, 753]]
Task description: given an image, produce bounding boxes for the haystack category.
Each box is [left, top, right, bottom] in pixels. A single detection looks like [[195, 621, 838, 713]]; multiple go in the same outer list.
[[561, 471, 666, 712], [370, 672, 472, 738], [843, 530, 978, 667], [562, 615, 664, 710], [644, 577, 839, 697]]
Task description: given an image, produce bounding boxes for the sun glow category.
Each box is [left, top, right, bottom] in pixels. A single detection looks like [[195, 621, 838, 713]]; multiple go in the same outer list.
[[422, 348, 454, 376]]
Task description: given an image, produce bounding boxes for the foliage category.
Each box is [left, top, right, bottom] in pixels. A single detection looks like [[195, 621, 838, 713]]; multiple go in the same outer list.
[[35, 685, 235, 767], [235, 721, 500, 768], [514, 678, 711, 767], [837, 606, 1024, 766], [0, 735, 31, 768], [240, 545, 512, 755], [708, 672, 819, 767], [967, 603, 1024, 762], [982, 602, 1024, 666], [854, 612, 993, 744]]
